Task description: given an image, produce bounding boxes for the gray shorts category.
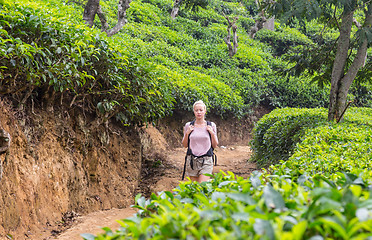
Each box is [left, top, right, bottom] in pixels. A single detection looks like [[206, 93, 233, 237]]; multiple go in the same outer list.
[[186, 155, 213, 177]]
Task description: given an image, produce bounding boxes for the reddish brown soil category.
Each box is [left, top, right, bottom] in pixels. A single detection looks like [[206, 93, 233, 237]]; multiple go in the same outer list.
[[52, 144, 256, 239]]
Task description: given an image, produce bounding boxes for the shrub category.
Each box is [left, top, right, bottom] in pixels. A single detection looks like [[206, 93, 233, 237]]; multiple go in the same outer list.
[[251, 107, 372, 168], [0, 0, 174, 125], [87, 167, 372, 239], [256, 27, 313, 56], [239, 16, 255, 33], [250, 108, 327, 166], [265, 76, 329, 108], [272, 123, 372, 179], [127, 0, 162, 24], [155, 65, 246, 118]]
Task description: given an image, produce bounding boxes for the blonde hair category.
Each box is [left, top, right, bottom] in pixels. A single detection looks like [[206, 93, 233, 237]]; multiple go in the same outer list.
[[193, 100, 207, 111]]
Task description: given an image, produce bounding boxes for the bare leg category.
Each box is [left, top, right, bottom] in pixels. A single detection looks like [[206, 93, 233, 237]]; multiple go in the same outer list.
[[197, 174, 210, 183], [189, 176, 198, 182], [189, 175, 210, 183]]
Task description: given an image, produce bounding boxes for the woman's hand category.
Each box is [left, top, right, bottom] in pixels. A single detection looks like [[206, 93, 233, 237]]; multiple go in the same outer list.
[[207, 125, 218, 149], [186, 125, 195, 135], [182, 125, 195, 148], [206, 125, 214, 135]]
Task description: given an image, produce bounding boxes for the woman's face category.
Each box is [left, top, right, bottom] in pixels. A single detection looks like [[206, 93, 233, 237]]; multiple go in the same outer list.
[[193, 104, 206, 119]]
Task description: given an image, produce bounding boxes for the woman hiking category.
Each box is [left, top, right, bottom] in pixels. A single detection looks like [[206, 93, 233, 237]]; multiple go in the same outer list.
[[182, 100, 218, 183]]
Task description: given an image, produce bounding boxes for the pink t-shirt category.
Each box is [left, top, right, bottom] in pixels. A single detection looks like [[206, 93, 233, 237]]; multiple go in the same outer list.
[[184, 121, 217, 156]]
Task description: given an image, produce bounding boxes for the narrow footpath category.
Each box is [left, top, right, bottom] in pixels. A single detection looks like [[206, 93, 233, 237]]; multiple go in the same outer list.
[[49, 145, 256, 240]]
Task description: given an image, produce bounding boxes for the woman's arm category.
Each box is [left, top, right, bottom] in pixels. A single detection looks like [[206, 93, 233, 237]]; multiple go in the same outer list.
[[207, 123, 218, 149], [182, 123, 194, 148]]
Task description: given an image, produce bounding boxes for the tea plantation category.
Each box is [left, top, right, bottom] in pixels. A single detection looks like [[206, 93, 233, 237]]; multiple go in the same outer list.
[[1, 0, 372, 238]]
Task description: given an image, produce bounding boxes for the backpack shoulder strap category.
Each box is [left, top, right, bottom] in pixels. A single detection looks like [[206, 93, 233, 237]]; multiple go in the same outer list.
[[206, 121, 217, 166], [186, 120, 195, 155]]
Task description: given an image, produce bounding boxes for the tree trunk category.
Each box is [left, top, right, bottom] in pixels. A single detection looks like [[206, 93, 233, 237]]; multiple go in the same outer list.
[[328, 9, 354, 121], [83, 0, 131, 37], [328, 4, 372, 121], [249, 11, 267, 38], [223, 14, 239, 57], [97, 5, 109, 32], [263, 17, 275, 31], [83, 0, 100, 27], [171, 0, 183, 19], [106, 0, 132, 37]]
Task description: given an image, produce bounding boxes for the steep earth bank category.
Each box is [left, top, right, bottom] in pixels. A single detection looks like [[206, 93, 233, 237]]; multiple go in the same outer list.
[[0, 100, 142, 240], [0, 98, 268, 239]]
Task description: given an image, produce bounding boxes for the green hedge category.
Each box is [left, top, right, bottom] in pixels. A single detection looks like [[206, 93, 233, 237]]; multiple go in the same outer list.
[[256, 27, 314, 56], [5, 0, 372, 125], [1, 0, 251, 122], [265, 76, 330, 108], [0, 0, 176, 125], [272, 123, 372, 180], [250, 108, 328, 166], [251, 108, 372, 167], [86, 168, 372, 239]]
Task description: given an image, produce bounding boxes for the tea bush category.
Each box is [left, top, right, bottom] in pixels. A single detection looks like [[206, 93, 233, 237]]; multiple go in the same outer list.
[[127, 0, 162, 24], [1, 0, 249, 122], [0, 0, 175, 125], [272, 123, 372, 180], [250, 108, 328, 166], [87, 171, 372, 239], [265, 76, 329, 108], [256, 27, 314, 56], [153, 65, 246, 117], [3, 0, 372, 124]]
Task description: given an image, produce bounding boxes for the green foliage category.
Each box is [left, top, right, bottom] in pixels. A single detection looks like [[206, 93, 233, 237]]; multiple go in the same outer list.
[[238, 16, 255, 33], [0, 0, 174, 125], [255, 27, 313, 56], [250, 108, 328, 166], [179, 0, 210, 13], [202, 67, 269, 109], [155, 65, 246, 117], [251, 107, 372, 169], [273, 123, 372, 179], [88, 171, 372, 239], [3, 0, 372, 125], [349, 82, 372, 108], [270, 108, 372, 181], [260, 0, 372, 107], [127, 0, 162, 24], [265, 76, 329, 108]]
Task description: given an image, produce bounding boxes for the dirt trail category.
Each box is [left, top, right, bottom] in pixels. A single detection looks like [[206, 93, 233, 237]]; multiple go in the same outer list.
[[50, 145, 256, 240]]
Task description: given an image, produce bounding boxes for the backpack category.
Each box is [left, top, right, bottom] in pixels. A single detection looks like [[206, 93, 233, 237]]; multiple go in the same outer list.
[[181, 120, 217, 180]]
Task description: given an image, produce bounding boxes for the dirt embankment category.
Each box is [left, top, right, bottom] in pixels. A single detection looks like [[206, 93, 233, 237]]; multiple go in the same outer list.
[[0, 99, 268, 240], [0, 100, 142, 240]]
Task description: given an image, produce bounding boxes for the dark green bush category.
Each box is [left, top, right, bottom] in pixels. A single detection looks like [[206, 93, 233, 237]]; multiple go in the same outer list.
[[271, 107, 372, 179], [255, 27, 313, 56], [0, 0, 174, 125], [239, 16, 255, 33], [5, 0, 372, 126], [265, 76, 329, 108], [250, 108, 327, 166], [349, 82, 372, 108]]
